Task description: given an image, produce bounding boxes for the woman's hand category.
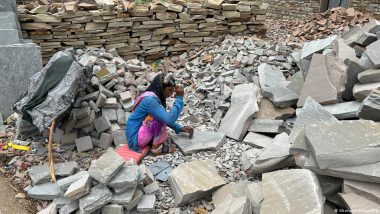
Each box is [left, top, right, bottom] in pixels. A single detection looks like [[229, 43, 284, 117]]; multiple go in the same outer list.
[[175, 85, 184, 97], [181, 126, 194, 138]]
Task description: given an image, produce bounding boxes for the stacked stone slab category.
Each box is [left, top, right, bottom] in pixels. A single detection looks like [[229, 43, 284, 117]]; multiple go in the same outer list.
[[0, 0, 43, 118], [18, 0, 267, 64], [27, 149, 159, 213]]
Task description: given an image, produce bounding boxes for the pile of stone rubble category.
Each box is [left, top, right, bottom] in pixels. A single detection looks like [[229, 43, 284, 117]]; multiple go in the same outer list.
[[5, 13, 380, 214]]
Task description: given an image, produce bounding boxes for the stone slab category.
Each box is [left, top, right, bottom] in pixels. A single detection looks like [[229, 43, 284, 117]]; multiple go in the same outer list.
[[289, 97, 338, 156], [88, 148, 125, 184], [171, 130, 226, 155], [322, 101, 361, 119], [286, 71, 304, 95], [262, 86, 299, 108], [256, 98, 295, 120], [169, 159, 226, 206], [27, 182, 63, 200], [125, 189, 143, 211], [366, 39, 380, 67], [339, 193, 380, 213], [258, 63, 287, 88], [64, 173, 91, 200], [102, 204, 124, 214], [79, 184, 112, 214], [305, 120, 380, 169], [0, 44, 43, 118], [358, 69, 380, 84], [108, 165, 139, 190], [59, 200, 78, 214], [137, 195, 156, 213], [111, 129, 127, 146], [357, 90, 380, 121], [260, 169, 324, 214], [301, 35, 337, 60], [342, 59, 367, 100], [343, 179, 380, 204], [212, 195, 252, 214], [241, 132, 273, 149], [75, 136, 93, 152], [353, 82, 380, 101], [155, 167, 173, 182], [0, 29, 19, 45], [149, 161, 170, 176], [57, 171, 89, 191], [219, 83, 260, 141], [248, 119, 285, 134], [111, 187, 136, 205]]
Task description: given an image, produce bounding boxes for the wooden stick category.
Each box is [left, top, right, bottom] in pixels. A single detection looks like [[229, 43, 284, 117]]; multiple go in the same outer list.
[[48, 120, 56, 183]]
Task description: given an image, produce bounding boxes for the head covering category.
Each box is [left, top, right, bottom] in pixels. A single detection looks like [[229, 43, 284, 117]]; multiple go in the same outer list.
[[146, 73, 176, 108]]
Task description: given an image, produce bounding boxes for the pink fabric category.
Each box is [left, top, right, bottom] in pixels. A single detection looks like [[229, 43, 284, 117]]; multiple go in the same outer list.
[[137, 124, 167, 148]]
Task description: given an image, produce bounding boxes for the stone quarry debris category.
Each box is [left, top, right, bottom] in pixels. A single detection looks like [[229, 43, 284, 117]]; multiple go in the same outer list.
[[171, 130, 226, 155], [169, 159, 226, 206], [260, 169, 324, 214]]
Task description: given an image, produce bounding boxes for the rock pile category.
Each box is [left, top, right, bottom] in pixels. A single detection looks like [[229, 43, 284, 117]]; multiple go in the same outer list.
[[267, 7, 370, 45], [17, 0, 267, 64]]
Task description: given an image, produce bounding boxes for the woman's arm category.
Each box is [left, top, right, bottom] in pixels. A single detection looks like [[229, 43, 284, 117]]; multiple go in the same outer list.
[[143, 96, 184, 127]]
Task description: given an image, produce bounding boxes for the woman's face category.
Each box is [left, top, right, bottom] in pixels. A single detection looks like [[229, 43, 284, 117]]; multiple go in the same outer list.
[[163, 86, 175, 98]]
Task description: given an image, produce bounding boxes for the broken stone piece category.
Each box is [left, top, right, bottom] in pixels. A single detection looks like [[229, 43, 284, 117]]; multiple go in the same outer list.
[[64, 173, 91, 200], [339, 192, 380, 213], [262, 86, 299, 108], [111, 187, 136, 205], [27, 182, 63, 200], [248, 119, 285, 134], [256, 98, 295, 120], [171, 130, 226, 155], [358, 69, 380, 84], [241, 132, 273, 149], [353, 82, 380, 101], [88, 148, 125, 184], [357, 90, 380, 121], [322, 101, 361, 119], [169, 159, 226, 206], [260, 169, 324, 214], [137, 194, 156, 213], [343, 179, 380, 204], [108, 165, 139, 190], [79, 184, 112, 214]]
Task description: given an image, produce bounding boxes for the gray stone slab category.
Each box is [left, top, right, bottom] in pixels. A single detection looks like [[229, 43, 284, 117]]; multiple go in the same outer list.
[[219, 83, 260, 141], [143, 181, 160, 195], [57, 171, 89, 191], [289, 97, 338, 156], [28, 165, 50, 185], [88, 148, 125, 184], [75, 136, 93, 152], [366, 39, 380, 67], [343, 179, 380, 204], [301, 35, 337, 59], [149, 161, 170, 176], [0, 0, 14, 12], [353, 82, 380, 101], [357, 90, 380, 121], [93, 116, 111, 133], [261, 169, 324, 214], [342, 25, 365, 46], [256, 98, 295, 120], [0, 44, 42, 118], [169, 159, 226, 206], [59, 200, 78, 214], [255, 133, 290, 164], [124, 189, 144, 211], [79, 184, 112, 214], [322, 101, 361, 119], [108, 165, 139, 190], [241, 132, 273, 149], [0, 29, 19, 45], [339, 193, 380, 212], [37, 203, 57, 214], [52, 197, 71, 209], [306, 120, 380, 169], [137, 195, 156, 213], [64, 173, 91, 200], [286, 71, 304, 95], [262, 86, 299, 108], [111, 129, 127, 146], [111, 187, 136, 205], [356, 32, 377, 46], [358, 69, 380, 84], [212, 195, 252, 214], [27, 182, 63, 200], [102, 108, 117, 122], [248, 119, 285, 134], [55, 161, 78, 177], [333, 38, 358, 62], [305, 152, 380, 183], [102, 204, 124, 214], [258, 63, 287, 88], [99, 132, 112, 149], [155, 167, 173, 182], [171, 130, 226, 155]]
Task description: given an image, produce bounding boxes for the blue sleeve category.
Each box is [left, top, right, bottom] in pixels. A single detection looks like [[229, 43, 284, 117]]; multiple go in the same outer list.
[[142, 96, 184, 133]]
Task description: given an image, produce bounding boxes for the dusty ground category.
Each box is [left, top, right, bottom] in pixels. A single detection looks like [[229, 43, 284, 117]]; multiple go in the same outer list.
[[0, 176, 31, 214]]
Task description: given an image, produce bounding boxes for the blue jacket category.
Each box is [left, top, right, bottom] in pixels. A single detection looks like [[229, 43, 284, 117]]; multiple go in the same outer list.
[[125, 95, 183, 151]]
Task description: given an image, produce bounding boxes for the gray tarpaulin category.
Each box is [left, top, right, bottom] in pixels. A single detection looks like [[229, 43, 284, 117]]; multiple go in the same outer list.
[[14, 51, 90, 131]]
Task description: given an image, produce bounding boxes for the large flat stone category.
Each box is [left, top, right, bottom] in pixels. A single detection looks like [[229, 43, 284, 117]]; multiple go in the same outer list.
[[219, 83, 260, 141], [0, 29, 19, 45], [168, 159, 226, 206], [366, 39, 380, 67], [111, 187, 136, 205], [289, 97, 338, 156], [212, 196, 252, 214], [64, 173, 91, 200], [108, 165, 139, 191], [241, 132, 273, 149], [88, 148, 125, 184], [358, 69, 380, 84], [342, 25, 365, 45], [343, 179, 380, 204], [353, 82, 380, 101], [57, 171, 89, 191], [256, 98, 295, 120], [332, 38, 358, 61], [0, 44, 42, 118], [260, 169, 324, 214], [297, 54, 346, 107], [342, 59, 367, 100], [262, 86, 299, 108], [305, 120, 380, 169], [258, 63, 287, 88], [339, 193, 380, 212], [286, 71, 304, 95], [301, 35, 337, 59], [79, 184, 112, 214], [171, 130, 226, 155], [304, 152, 380, 183], [357, 90, 380, 121], [248, 119, 285, 134], [27, 182, 63, 200], [322, 101, 361, 119]]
